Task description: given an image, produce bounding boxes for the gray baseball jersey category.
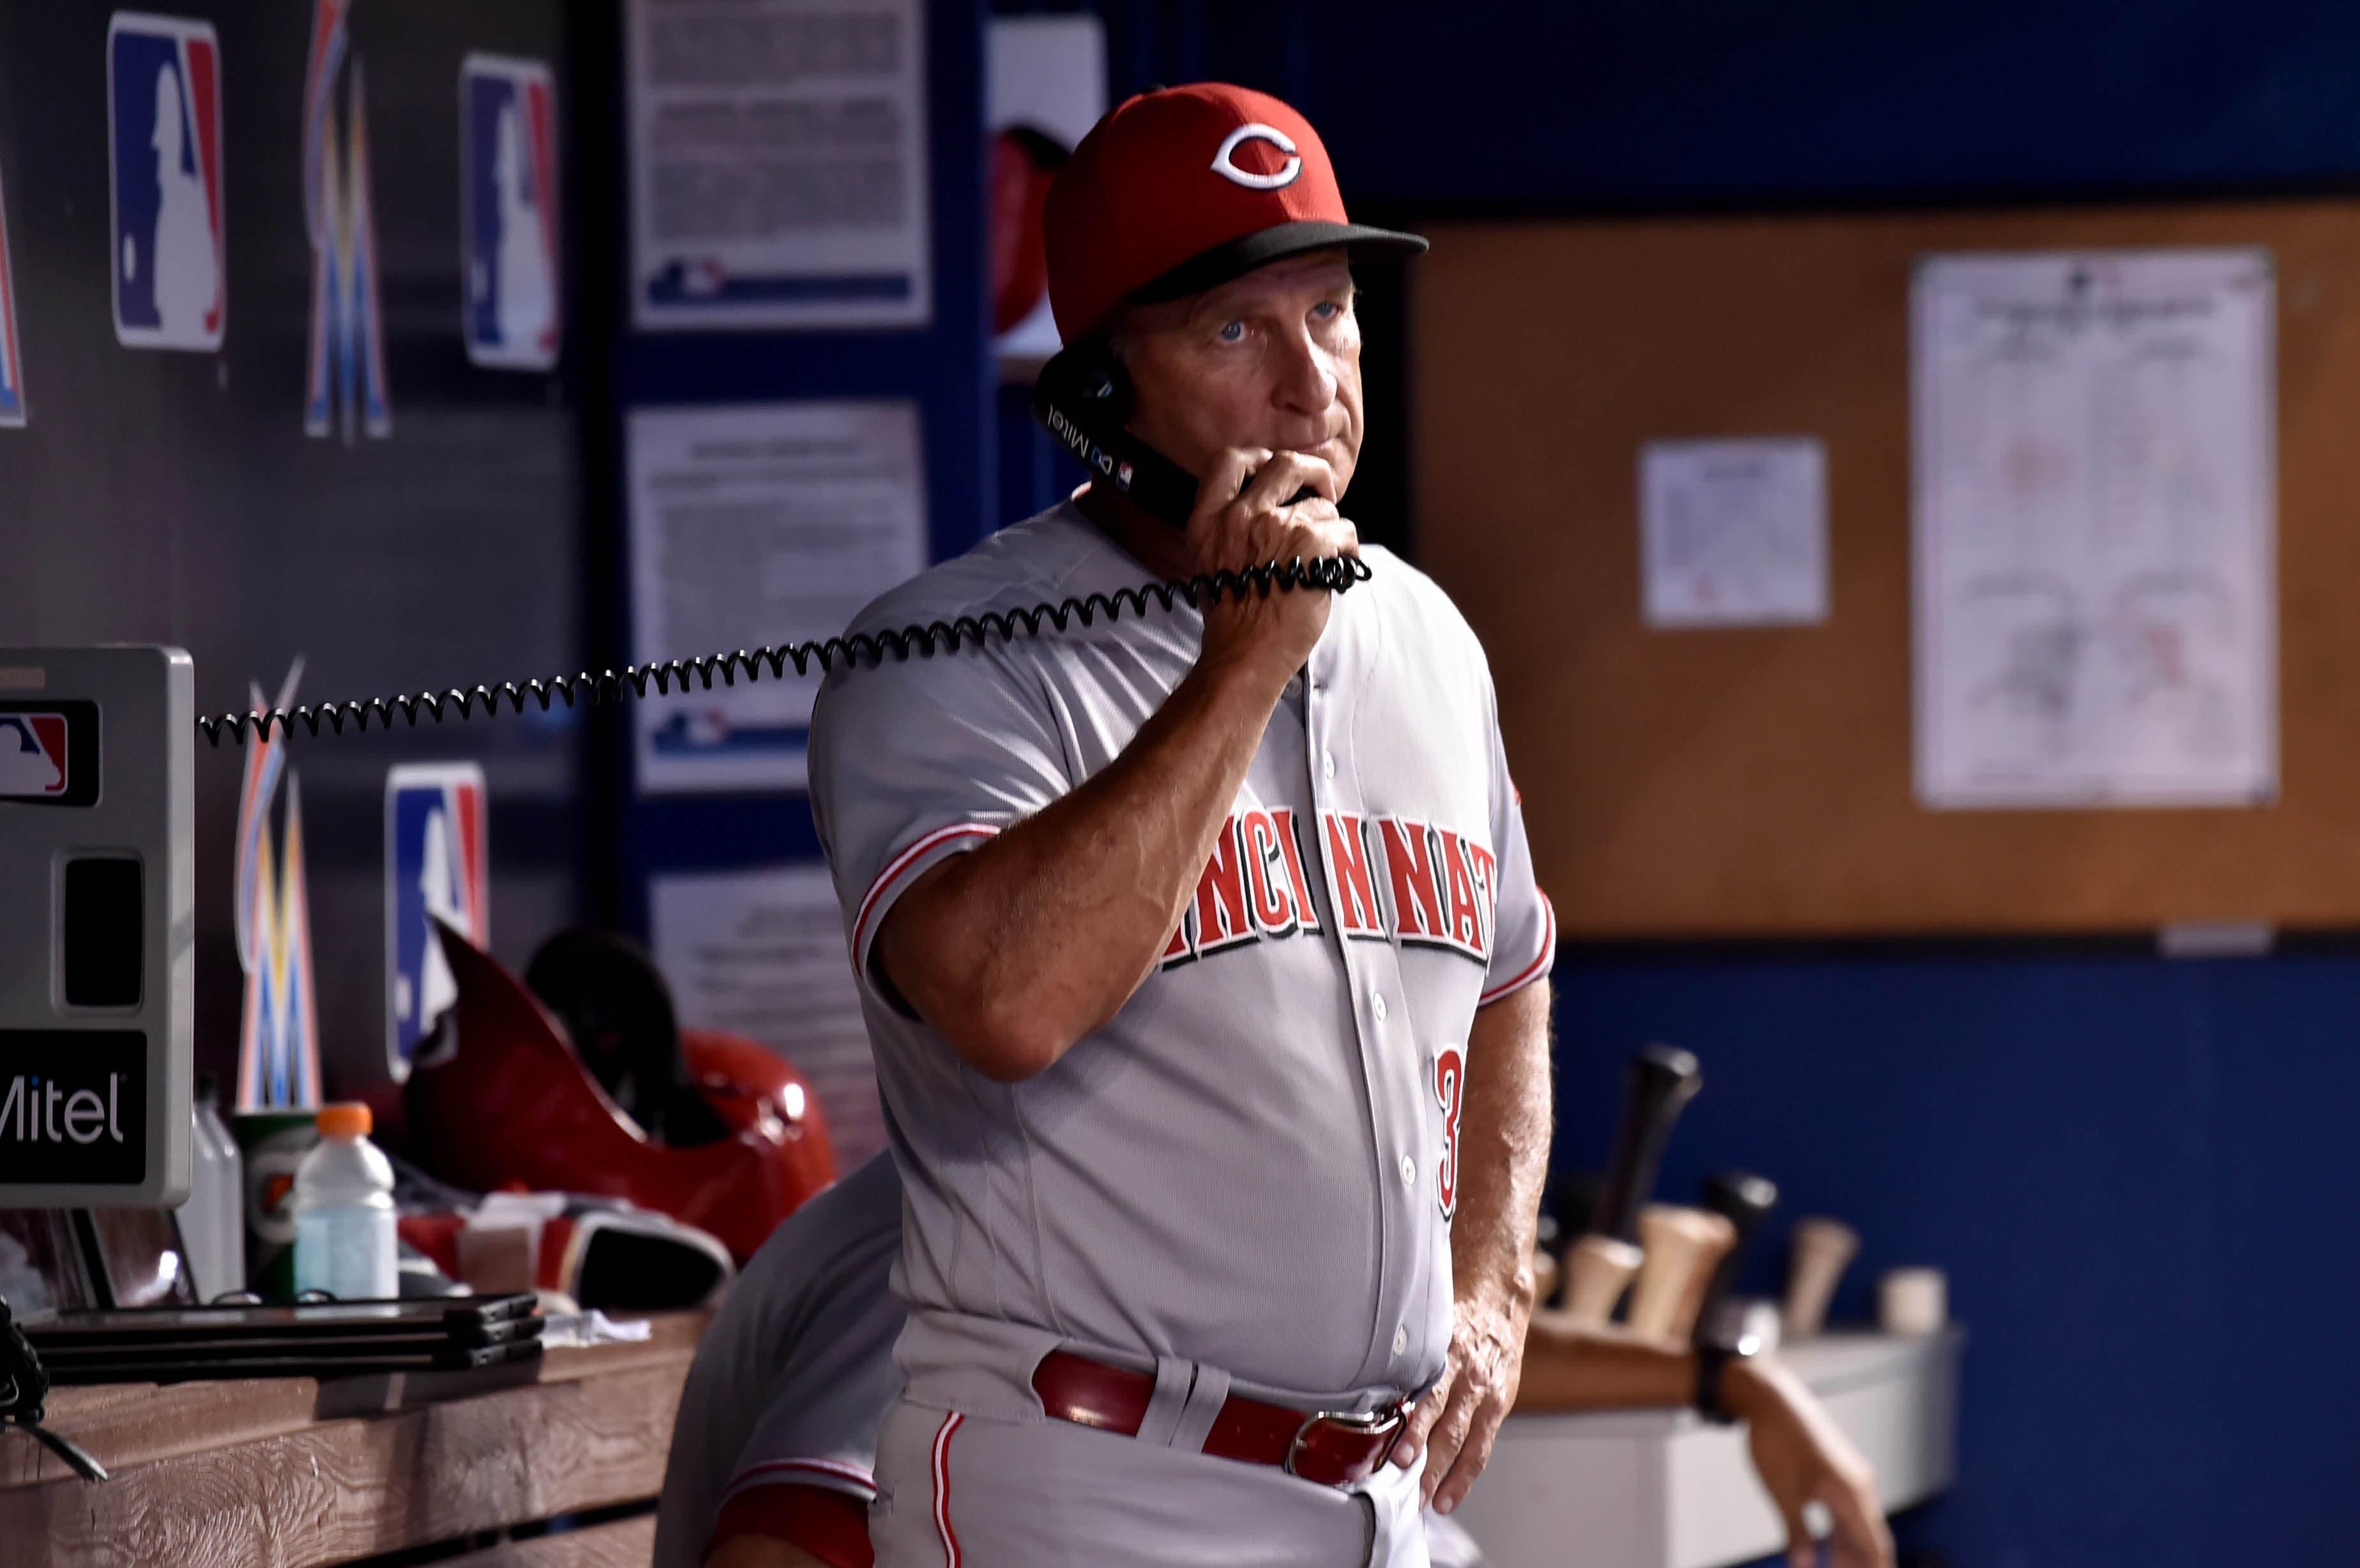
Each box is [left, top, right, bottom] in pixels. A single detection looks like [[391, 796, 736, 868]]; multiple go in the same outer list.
[[808, 496, 1554, 1430], [652, 1151, 904, 1568], [653, 1147, 1490, 1568]]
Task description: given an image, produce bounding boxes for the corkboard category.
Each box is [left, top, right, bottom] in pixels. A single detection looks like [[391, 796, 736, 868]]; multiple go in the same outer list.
[[1410, 202, 2360, 938]]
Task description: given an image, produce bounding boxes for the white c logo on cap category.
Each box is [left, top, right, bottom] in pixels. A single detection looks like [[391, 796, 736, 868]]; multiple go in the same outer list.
[[1211, 123, 1302, 190]]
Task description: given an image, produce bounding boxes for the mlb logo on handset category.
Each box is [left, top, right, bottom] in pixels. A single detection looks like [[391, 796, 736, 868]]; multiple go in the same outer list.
[[462, 55, 559, 371], [109, 12, 225, 352], [0, 714, 67, 797]]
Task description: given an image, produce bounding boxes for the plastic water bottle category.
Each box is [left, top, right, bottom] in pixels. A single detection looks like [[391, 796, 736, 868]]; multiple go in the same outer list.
[[292, 1102, 397, 1301]]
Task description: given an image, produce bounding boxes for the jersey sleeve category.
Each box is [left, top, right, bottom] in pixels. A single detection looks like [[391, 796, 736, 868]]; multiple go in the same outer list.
[[808, 643, 1071, 1009], [708, 1264, 905, 1546], [1478, 677, 1555, 1007], [706, 1482, 874, 1568]]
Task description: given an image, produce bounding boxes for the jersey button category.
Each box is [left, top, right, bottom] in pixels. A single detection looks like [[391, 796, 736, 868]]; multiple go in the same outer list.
[[1399, 1153, 1416, 1187], [1393, 1325, 1409, 1357], [1372, 991, 1389, 1021], [1322, 750, 1337, 781]]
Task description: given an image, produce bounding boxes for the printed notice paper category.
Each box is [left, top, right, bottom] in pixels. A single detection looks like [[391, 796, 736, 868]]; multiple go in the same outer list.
[[629, 0, 931, 330], [1912, 249, 2277, 808], [627, 400, 927, 792], [1640, 437, 1829, 628], [649, 864, 882, 1163]]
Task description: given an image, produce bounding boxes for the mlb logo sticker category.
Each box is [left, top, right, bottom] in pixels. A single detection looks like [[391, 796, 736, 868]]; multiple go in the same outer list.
[[385, 763, 488, 1081], [108, 12, 225, 352], [0, 161, 24, 426], [461, 55, 559, 370], [0, 714, 68, 796]]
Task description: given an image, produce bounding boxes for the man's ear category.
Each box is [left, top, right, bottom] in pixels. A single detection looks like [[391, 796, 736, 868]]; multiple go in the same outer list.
[[1096, 308, 1135, 367]]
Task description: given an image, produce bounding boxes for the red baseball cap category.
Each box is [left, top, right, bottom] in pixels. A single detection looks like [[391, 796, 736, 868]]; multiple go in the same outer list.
[[1044, 83, 1426, 342]]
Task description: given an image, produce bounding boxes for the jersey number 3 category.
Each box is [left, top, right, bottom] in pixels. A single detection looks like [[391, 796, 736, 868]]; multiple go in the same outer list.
[[1434, 1046, 1465, 1221]]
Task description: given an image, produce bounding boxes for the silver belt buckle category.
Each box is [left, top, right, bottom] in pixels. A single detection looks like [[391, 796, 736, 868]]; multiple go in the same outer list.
[[1282, 1402, 1407, 1479]]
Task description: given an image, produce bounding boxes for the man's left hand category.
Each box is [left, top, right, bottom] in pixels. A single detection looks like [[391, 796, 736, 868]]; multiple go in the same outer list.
[[1388, 1281, 1532, 1513], [1729, 1356, 1895, 1568]]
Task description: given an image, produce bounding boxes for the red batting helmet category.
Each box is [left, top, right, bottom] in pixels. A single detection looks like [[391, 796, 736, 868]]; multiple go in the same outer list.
[[404, 922, 835, 1264]]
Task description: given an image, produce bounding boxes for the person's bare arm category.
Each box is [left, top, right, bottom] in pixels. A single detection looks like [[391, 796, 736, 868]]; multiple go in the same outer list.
[[1515, 1314, 1696, 1408], [703, 1533, 830, 1568], [1517, 1316, 1895, 1568], [874, 450, 1355, 1082], [1389, 976, 1552, 1512]]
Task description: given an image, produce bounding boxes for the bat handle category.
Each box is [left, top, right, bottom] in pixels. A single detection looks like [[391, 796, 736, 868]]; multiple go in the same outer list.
[[1559, 1233, 1643, 1329], [1627, 1205, 1737, 1343], [1782, 1216, 1861, 1341], [1593, 1045, 1703, 1242], [1695, 1170, 1780, 1345], [1669, 1240, 1737, 1345]]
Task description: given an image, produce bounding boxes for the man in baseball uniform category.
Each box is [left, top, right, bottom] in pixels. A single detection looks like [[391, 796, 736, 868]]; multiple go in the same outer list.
[[810, 83, 1555, 1565], [654, 1156, 1894, 1568], [651, 1151, 1484, 1568], [653, 1152, 902, 1568]]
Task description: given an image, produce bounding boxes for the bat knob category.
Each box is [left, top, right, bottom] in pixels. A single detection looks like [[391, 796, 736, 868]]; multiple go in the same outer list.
[[1702, 1170, 1778, 1229], [1593, 1046, 1705, 1244], [1628, 1204, 1737, 1343], [1559, 1233, 1644, 1328], [1633, 1043, 1702, 1099]]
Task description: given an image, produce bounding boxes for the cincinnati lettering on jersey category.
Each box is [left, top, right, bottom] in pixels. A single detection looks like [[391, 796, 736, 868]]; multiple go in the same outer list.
[[1159, 809, 1498, 970]]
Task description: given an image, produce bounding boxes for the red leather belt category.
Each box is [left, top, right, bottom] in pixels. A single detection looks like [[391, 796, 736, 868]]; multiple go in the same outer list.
[[1031, 1350, 1407, 1489]]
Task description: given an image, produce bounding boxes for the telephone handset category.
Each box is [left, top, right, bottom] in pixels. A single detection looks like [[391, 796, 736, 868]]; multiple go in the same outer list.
[[1031, 341, 1324, 527], [1031, 342, 1206, 529], [198, 347, 1370, 748]]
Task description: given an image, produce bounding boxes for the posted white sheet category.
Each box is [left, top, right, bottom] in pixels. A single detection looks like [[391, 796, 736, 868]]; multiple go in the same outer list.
[[1912, 249, 2278, 808], [628, 400, 927, 792], [1640, 437, 1829, 628], [649, 864, 884, 1163], [628, 0, 931, 330]]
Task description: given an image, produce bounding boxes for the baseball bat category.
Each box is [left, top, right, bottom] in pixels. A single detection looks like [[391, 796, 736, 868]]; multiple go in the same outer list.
[[1558, 1044, 1703, 1328], [1781, 1215, 1861, 1340], [1692, 1170, 1780, 1344], [1625, 1204, 1737, 1343]]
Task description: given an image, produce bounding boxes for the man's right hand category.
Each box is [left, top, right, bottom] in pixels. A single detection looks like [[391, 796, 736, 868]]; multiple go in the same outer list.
[[1186, 446, 1359, 684], [1726, 1357, 1896, 1568], [867, 443, 1359, 1083]]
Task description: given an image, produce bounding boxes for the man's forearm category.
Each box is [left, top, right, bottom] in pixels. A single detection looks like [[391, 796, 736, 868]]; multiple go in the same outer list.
[[1519, 1316, 1829, 1438], [1517, 1315, 1700, 1410], [1452, 980, 1554, 1314], [1521, 1306, 1896, 1565], [877, 651, 1290, 1080]]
